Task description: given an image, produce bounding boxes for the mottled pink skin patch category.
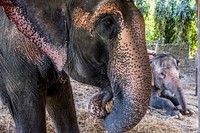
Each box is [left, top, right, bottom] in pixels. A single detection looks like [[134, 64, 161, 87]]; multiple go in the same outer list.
[[0, 0, 10, 6], [1, 3, 66, 71], [72, 3, 123, 33], [0, 1, 2, 5]]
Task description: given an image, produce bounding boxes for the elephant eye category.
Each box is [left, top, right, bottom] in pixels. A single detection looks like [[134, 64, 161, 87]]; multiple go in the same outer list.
[[103, 18, 113, 27], [159, 72, 165, 79], [94, 14, 120, 40]]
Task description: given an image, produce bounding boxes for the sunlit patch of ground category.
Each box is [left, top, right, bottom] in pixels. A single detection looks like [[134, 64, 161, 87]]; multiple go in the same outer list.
[[0, 79, 198, 133]]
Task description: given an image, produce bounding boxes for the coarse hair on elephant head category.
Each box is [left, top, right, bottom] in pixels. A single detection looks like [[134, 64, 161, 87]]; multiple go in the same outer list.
[[0, 0, 152, 133], [151, 54, 189, 113]]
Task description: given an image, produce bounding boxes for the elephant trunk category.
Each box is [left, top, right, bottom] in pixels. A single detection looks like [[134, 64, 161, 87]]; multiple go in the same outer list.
[[103, 78, 151, 133], [172, 80, 187, 111], [163, 70, 187, 112], [103, 10, 152, 133]]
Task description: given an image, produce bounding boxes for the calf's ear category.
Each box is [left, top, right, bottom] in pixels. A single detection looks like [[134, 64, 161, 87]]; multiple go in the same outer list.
[[176, 60, 180, 66], [147, 49, 156, 63]]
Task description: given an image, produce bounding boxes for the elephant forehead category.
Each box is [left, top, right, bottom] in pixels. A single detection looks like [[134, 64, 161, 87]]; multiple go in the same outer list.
[[110, 12, 148, 79], [112, 27, 148, 76], [165, 68, 179, 77], [91, 2, 123, 21], [72, 2, 123, 31], [156, 60, 178, 71], [72, 8, 90, 29]]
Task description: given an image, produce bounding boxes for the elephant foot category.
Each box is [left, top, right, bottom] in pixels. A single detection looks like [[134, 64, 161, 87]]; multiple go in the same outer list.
[[171, 113, 183, 119], [166, 110, 182, 119], [180, 108, 194, 116], [88, 89, 113, 118], [175, 105, 194, 116]]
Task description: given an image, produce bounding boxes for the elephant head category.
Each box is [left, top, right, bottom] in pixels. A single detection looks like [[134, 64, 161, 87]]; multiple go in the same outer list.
[[70, 1, 152, 132], [0, 0, 152, 132], [151, 54, 187, 113]]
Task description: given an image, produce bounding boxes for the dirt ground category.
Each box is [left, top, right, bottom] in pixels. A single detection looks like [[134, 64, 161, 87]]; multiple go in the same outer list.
[[0, 79, 198, 133]]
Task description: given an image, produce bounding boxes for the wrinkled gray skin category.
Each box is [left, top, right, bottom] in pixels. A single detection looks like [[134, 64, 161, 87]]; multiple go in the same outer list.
[[150, 54, 192, 116], [0, 0, 152, 133]]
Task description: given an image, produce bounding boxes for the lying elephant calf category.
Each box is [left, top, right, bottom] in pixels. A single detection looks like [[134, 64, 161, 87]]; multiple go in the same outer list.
[[150, 54, 193, 117]]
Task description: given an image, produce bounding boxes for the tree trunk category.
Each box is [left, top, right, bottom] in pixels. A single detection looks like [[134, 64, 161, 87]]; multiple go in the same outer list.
[[197, 0, 200, 133]]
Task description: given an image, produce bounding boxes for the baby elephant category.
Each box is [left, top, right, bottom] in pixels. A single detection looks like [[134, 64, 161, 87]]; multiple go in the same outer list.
[[150, 54, 193, 117]]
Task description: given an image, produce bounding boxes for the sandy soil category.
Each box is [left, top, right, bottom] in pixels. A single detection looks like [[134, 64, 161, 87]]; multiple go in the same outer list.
[[0, 79, 198, 133]]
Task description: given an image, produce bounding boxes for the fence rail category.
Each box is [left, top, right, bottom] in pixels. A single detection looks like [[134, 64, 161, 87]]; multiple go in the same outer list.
[[146, 41, 190, 59]]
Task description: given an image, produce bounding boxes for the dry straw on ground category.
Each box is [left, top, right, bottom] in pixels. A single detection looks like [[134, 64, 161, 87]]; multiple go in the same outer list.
[[0, 79, 198, 133]]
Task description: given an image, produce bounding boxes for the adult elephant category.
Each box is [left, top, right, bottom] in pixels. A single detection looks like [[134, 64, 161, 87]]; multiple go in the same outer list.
[[0, 0, 152, 133]]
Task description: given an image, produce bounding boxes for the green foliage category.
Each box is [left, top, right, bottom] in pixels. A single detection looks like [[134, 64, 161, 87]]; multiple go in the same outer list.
[[188, 1, 197, 57], [175, 0, 194, 42], [189, 20, 197, 57], [154, 0, 177, 43], [154, 0, 195, 44], [134, 0, 150, 19], [134, 0, 156, 40], [134, 0, 197, 57]]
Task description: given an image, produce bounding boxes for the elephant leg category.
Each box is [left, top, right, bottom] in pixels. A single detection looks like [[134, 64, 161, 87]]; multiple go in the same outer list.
[[161, 89, 180, 106], [6, 84, 46, 133], [46, 74, 79, 133], [150, 96, 180, 116], [161, 89, 194, 115], [0, 86, 9, 106], [0, 54, 47, 132], [88, 87, 113, 118]]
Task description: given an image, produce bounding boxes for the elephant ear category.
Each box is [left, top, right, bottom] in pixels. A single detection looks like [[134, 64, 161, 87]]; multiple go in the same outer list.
[[0, 0, 11, 5], [0, 1, 67, 72], [170, 54, 180, 67], [176, 59, 180, 66], [147, 49, 157, 63]]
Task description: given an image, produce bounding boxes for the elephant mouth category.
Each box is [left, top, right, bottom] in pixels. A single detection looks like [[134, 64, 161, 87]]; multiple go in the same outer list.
[[88, 86, 114, 118], [104, 100, 114, 116]]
